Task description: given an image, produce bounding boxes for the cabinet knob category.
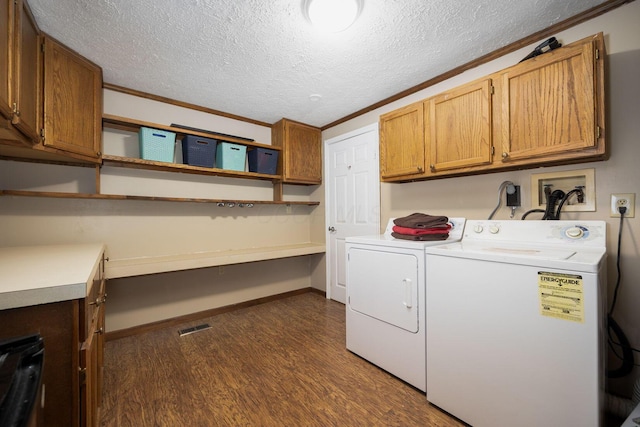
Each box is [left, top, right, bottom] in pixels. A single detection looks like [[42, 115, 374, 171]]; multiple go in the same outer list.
[[430, 164, 435, 172], [502, 152, 509, 159], [417, 166, 423, 172], [328, 226, 336, 232], [95, 327, 104, 335]]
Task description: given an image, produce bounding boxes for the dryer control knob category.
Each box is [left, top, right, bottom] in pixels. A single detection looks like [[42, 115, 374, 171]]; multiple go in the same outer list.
[[565, 227, 584, 239], [489, 225, 500, 234], [473, 224, 484, 233]]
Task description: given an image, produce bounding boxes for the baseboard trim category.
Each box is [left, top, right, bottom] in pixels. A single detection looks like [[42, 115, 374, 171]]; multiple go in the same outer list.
[[105, 287, 326, 341]]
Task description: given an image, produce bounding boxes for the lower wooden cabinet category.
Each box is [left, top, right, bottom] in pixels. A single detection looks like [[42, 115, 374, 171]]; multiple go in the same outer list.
[[0, 253, 106, 427]]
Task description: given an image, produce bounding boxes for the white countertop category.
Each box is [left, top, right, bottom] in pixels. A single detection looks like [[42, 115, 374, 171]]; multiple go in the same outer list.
[[0, 243, 105, 310]]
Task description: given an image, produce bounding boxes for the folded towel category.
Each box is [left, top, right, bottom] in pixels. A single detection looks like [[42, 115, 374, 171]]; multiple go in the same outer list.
[[391, 232, 449, 241], [393, 213, 449, 229], [392, 224, 451, 236]]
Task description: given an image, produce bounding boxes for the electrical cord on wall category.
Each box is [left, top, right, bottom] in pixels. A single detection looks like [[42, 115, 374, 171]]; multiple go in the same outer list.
[[488, 181, 515, 220], [606, 206, 638, 378]]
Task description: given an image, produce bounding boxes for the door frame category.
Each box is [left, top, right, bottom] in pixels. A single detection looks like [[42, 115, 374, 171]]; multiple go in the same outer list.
[[324, 122, 380, 300]]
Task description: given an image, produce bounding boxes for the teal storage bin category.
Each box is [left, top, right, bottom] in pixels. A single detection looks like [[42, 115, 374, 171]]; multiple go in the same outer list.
[[139, 127, 176, 162], [216, 142, 246, 171]]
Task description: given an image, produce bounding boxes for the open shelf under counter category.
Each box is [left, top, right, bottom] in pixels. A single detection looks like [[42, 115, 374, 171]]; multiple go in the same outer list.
[[105, 243, 327, 279], [0, 190, 320, 206]]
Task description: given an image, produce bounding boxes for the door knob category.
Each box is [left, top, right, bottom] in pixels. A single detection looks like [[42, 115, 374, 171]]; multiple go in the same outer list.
[[328, 226, 336, 232]]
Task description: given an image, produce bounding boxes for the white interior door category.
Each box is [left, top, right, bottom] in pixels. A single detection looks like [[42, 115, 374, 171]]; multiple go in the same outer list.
[[325, 123, 380, 303]]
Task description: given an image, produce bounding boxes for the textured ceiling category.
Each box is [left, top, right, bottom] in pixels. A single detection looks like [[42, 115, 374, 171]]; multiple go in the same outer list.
[[28, 0, 606, 128]]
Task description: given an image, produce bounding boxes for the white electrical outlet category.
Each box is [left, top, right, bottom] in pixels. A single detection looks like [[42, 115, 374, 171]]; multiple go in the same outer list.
[[611, 193, 635, 218]]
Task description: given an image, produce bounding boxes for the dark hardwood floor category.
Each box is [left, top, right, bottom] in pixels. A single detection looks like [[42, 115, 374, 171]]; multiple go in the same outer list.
[[100, 291, 464, 426]]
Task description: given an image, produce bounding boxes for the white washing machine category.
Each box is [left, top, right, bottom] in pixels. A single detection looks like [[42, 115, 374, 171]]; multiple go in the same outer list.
[[424, 219, 607, 427], [345, 217, 466, 392]]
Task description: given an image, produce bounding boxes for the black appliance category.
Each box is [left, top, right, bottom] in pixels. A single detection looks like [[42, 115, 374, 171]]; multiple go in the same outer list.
[[0, 334, 44, 427]]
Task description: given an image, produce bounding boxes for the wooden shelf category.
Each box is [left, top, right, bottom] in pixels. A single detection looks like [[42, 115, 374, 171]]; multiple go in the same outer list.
[[105, 243, 327, 279], [103, 114, 279, 151], [0, 190, 320, 206], [102, 154, 280, 181]]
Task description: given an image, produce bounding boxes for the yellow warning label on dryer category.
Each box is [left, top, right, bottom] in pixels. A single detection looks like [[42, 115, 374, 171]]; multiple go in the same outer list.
[[538, 271, 584, 323]]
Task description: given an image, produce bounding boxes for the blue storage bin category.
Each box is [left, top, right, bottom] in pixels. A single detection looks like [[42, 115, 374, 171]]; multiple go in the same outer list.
[[216, 142, 246, 171], [248, 148, 279, 175], [181, 135, 217, 168], [139, 127, 176, 162]]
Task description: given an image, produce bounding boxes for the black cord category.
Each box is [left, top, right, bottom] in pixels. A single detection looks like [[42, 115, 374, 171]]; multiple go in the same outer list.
[[521, 209, 545, 220], [609, 209, 625, 316], [606, 206, 636, 378]]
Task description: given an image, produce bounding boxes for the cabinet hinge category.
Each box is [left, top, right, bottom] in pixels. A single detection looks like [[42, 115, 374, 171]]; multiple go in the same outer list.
[[40, 128, 45, 139], [491, 146, 495, 156], [79, 367, 87, 384], [41, 42, 45, 53], [596, 126, 601, 139], [490, 85, 495, 95], [595, 48, 600, 60]]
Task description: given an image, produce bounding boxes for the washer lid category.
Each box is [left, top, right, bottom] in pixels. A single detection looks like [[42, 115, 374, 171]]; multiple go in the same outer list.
[[465, 244, 577, 261], [425, 241, 606, 273]]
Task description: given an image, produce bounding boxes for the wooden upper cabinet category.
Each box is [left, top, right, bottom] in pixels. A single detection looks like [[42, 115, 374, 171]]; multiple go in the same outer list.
[[0, 0, 41, 143], [43, 35, 102, 161], [272, 118, 322, 184], [0, 0, 12, 120], [426, 78, 493, 172], [500, 33, 604, 162], [379, 101, 425, 180]]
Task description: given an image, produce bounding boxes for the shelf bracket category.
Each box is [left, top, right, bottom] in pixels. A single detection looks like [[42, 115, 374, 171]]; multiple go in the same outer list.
[[273, 180, 283, 202]]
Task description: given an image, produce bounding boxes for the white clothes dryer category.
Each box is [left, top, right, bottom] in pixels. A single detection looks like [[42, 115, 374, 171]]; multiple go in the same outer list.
[[345, 217, 466, 391], [424, 219, 607, 427]]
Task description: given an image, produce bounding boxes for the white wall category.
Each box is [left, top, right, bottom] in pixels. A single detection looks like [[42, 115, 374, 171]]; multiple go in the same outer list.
[[323, 1, 640, 397]]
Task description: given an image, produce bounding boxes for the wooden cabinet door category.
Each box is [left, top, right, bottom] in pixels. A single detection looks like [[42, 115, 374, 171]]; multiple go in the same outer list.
[[273, 119, 322, 184], [500, 37, 600, 162], [426, 79, 493, 172], [0, 0, 13, 120], [0, 0, 42, 143], [43, 35, 102, 160], [379, 101, 425, 180]]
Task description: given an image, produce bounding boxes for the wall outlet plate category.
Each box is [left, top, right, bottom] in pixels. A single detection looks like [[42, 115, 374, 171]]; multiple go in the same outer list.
[[611, 193, 635, 217]]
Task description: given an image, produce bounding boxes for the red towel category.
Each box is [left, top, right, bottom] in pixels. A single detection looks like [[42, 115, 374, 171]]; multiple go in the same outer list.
[[392, 224, 451, 236]]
